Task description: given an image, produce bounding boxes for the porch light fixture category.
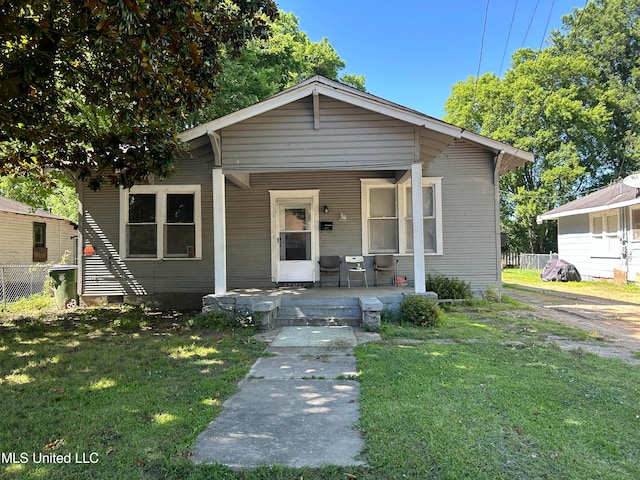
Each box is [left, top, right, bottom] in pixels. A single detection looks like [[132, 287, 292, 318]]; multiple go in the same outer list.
[[323, 205, 329, 213]]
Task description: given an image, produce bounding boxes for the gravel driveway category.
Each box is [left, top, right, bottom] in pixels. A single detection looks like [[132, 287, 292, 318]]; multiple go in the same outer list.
[[504, 285, 640, 364]]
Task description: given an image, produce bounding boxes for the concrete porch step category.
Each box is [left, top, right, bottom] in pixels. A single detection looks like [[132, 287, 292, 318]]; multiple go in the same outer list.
[[275, 317, 360, 327], [275, 297, 361, 327]]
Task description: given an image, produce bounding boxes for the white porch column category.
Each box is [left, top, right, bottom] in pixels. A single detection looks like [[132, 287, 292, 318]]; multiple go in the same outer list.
[[212, 168, 227, 295], [411, 162, 426, 294]]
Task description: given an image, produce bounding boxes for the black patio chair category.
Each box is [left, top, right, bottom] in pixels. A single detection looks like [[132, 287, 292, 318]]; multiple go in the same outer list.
[[373, 255, 398, 286], [318, 255, 342, 287]]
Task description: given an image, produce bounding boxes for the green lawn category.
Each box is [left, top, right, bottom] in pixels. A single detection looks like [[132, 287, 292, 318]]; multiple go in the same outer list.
[[1, 297, 639, 479], [502, 268, 640, 304]]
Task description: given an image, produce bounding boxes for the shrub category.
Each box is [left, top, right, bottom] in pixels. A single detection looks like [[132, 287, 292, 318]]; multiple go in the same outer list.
[[425, 274, 472, 300], [189, 310, 231, 329], [189, 309, 254, 330], [483, 284, 501, 302], [399, 295, 443, 327]]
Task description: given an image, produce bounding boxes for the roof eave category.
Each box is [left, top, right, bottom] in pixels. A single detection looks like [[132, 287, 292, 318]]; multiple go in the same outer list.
[[539, 197, 640, 221]]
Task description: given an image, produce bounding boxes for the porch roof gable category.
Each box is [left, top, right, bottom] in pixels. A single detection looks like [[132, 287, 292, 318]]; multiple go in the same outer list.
[[180, 76, 533, 174]]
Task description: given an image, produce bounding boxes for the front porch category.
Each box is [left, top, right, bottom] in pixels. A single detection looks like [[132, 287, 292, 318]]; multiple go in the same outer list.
[[203, 285, 437, 330]]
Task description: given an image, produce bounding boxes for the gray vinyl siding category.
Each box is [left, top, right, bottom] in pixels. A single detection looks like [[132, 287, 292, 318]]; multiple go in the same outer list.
[[82, 97, 511, 304], [220, 96, 416, 173], [81, 157, 214, 307], [422, 139, 500, 294], [225, 170, 390, 288]]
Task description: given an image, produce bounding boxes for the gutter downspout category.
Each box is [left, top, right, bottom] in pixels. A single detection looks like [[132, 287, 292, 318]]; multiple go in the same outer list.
[[494, 151, 505, 295]]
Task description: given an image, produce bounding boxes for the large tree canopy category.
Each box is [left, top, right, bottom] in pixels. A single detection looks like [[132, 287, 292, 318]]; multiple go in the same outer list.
[[188, 11, 365, 124], [0, 0, 278, 189], [444, 0, 640, 254]]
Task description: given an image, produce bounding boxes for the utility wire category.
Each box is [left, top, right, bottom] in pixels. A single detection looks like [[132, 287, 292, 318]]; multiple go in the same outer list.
[[499, 0, 519, 77], [473, 0, 491, 105], [538, 0, 555, 51], [520, 0, 541, 48]]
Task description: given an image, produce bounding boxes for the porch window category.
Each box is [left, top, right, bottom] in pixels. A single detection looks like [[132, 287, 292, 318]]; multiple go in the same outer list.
[[362, 177, 442, 255], [632, 207, 640, 241], [590, 211, 619, 257], [121, 185, 201, 260], [405, 184, 438, 253], [368, 185, 398, 253]]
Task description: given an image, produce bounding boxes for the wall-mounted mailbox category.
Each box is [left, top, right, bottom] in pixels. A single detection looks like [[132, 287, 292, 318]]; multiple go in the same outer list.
[[320, 221, 333, 231]]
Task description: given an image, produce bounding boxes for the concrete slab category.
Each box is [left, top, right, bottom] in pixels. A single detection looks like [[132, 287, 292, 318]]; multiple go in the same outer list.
[[190, 379, 365, 468], [190, 326, 367, 468], [270, 326, 357, 348], [249, 352, 358, 380]]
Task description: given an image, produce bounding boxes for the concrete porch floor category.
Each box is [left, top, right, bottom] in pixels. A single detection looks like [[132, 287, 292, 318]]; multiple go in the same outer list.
[[217, 285, 415, 300]]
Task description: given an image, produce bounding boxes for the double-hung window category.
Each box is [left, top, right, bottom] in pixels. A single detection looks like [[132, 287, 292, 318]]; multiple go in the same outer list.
[[121, 185, 201, 260], [590, 211, 619, 257], [404, 183, 439, 253], [362, 177, 442, 255]]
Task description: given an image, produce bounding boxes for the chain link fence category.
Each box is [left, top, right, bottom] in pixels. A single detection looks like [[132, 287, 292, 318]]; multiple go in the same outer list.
[[0, 264, 51, 306], [519, 253, 558, 270]]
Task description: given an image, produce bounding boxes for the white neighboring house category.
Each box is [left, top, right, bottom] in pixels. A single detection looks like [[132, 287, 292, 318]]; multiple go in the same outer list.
[[0, 196, 77, 265], [538, 181, 640, 282]]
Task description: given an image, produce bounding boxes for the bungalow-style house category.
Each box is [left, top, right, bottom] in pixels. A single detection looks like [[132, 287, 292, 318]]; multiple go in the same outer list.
[[78, 76, 533, 309], [538, 180, 640, 282], [0, 196, 77, 265]]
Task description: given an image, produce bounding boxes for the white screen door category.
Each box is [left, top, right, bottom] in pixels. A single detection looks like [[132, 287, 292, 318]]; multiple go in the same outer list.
[[270, 190, 319, 283]]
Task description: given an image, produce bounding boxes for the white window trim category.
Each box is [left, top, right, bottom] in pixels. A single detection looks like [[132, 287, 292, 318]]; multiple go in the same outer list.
[[361, 177, 443, 255], [631, 205, 640, 242], [120, 185, 202, 260], [589, 210, 619, 258]]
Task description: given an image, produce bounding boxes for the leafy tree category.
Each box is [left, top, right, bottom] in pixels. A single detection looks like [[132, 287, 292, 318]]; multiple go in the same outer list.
[[1, 0, 278, 189], [189, 12, 365, 124], [0, 172, 77, 222], [444, 0, 640, 253]]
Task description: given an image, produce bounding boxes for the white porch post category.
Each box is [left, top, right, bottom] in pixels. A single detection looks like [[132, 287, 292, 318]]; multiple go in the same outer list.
[[411, 162, 426, 294], [212, 168, 227, 295]]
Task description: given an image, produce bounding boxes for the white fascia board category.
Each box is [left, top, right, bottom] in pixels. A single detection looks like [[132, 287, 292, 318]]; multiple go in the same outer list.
[[179, 86, 315, 142], [539, 198, 640, 221]]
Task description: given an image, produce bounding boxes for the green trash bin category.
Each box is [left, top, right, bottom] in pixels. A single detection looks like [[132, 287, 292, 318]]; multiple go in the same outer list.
[[49, 265, 78, 309]]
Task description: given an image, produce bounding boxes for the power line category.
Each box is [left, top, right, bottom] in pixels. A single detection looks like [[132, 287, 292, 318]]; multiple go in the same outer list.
[[520, 0, 541, 48], [538, 0, 556, 51], [499, 0, 519, 77], [473, 0, 491, 105]]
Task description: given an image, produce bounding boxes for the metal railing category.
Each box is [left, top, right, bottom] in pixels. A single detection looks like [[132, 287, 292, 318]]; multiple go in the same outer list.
[[0, 264, 51, 306]]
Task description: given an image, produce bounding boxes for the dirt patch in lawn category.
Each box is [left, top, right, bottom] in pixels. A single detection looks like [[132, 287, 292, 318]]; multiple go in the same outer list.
[[505, 285, 640, 365]]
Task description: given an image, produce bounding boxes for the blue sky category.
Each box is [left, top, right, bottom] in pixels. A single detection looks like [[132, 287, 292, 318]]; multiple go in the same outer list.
[[276, 1, 585, 118]]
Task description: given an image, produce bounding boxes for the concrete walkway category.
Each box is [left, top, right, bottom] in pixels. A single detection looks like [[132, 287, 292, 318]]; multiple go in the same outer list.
[[190, 326, 379, 468]]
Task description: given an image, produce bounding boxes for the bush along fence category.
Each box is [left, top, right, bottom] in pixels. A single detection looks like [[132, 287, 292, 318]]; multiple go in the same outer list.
[[0, 265, 50, 306]]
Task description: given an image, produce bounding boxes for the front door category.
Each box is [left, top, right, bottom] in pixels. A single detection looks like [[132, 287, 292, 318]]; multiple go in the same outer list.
[[270, 190, 319, 283]]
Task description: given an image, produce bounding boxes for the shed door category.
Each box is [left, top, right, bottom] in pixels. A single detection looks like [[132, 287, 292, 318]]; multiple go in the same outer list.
[[270, 190, 319, 283]]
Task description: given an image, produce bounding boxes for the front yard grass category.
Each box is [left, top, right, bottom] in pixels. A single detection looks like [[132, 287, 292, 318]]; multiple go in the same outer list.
[[502, 268, 640, 304], [1, 297, 639, 479]]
